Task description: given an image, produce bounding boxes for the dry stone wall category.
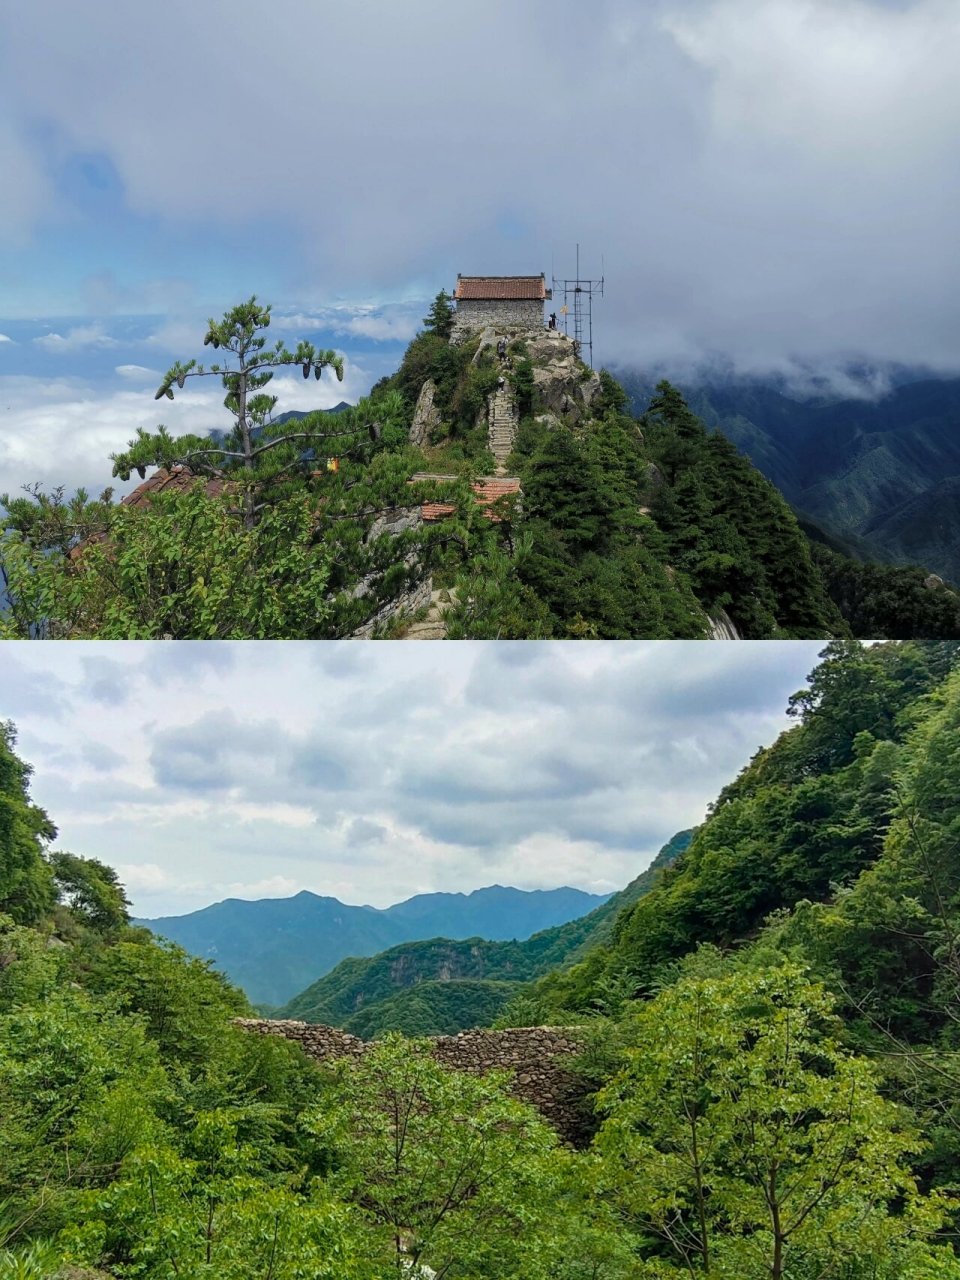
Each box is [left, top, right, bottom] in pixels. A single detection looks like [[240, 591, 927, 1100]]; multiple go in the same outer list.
[[237, 1019, 592, 1145], [453, 298, 545, 335]]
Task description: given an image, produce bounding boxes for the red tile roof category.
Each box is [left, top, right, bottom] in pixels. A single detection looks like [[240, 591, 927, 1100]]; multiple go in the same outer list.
[[121, 465, 227, 509], [68, 466, 228, 559], [454, 275, 549, 301], [421, 477, 521, 523]]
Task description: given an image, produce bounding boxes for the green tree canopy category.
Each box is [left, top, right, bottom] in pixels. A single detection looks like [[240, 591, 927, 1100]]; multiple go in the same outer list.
[[597, 964, 955, 1279]]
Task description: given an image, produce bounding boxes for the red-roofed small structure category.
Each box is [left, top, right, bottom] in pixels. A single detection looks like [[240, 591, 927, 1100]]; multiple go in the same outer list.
[[120, 465, 228, 509], [68, 466, 229, 560], [419, 476, 521, 524], [452, 274, 551, 333]]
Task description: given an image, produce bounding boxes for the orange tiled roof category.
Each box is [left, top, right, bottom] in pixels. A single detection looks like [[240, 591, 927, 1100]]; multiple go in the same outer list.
[[121, 465, 227, 508], [421, 477, 521, 523], [68, 466, 228, 560], [454, 275, 549, 301]]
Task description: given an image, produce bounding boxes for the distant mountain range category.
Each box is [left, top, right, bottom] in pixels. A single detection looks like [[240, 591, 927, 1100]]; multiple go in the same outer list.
[[616, 372, 960, 584], [278, 830, 695, 1036], [135, 884, 611, 1007]]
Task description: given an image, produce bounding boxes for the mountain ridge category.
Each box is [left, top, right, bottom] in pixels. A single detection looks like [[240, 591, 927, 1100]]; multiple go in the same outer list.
[[615, 370, 960, 584], [136, 882, 612, 1007], [277, 830, 694, 1035]]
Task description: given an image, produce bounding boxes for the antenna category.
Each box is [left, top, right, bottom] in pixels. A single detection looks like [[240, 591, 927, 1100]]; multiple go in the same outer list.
[[551, 243, 605, 369]]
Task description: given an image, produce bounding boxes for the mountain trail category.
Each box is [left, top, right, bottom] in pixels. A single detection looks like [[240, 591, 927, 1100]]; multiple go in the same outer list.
[[402, 587, 458, 639]]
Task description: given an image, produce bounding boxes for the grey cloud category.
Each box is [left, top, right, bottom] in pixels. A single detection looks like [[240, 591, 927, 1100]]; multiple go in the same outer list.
[[308, 644, 367, 677], [150, 712, 284, 793], [345, 817, 390, 847], [1, 654, 75, 721], [138, 642, 238, 679], [288, 742, 351, 793], [6, 641, 839, 913], [82, 657, 131, 707], [2, 2, 957, 374], [81, 741, 124, 772]]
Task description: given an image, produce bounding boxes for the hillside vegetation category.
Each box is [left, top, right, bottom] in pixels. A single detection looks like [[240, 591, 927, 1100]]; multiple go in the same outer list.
[[9, 646, 960, 1275], [280, 831, 693, 1035], [139, 884, 609, 1008], [618, 370, 960, 620], [4, 294, 953, 638]]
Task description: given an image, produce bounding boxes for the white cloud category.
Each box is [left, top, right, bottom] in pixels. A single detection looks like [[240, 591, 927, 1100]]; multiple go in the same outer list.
[[3, 641, 825, 916], [34, 324, 120, 353], [218, 875, 301, 900], [0, 334, 13, 344], [1, 1, 956, 371], [340, 313, 420, 342], [115, 862, 169, 892], [0, 360, 366, 499], [114, 363, 160, 381], [271, 304, 422, 344]]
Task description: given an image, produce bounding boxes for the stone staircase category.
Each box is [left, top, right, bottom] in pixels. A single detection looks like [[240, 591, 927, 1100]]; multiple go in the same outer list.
[[402, 587, 457, 640], [488, 385, 519, 474]]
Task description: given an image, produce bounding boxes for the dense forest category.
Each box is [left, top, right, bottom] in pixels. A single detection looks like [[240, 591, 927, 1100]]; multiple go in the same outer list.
[[3, 295, 956, 639], [7, 641, 960, 1276], [278, 831, 694, 1036], [616, 371, 960, 589]]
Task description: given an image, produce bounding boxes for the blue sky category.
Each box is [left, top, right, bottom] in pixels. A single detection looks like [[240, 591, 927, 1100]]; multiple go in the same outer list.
[[3, 641, 826, 915], [1, 0, 958, 499]]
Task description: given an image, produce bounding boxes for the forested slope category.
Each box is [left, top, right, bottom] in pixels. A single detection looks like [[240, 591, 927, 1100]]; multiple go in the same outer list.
[[6, 293, 953, 639], [9, 647, 960, 1276], [279, 830, 693, 1035], [527, 640, 960, 1021], [618, 370, 960, 588]]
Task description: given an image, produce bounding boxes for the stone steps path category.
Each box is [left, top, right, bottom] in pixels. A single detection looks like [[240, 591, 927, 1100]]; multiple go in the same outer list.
[[489, 386, 518, 474], [402, 587, 457, 640]]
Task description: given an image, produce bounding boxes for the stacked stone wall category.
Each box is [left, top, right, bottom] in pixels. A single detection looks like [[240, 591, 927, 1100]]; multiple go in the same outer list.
[[237, 1019, 591, 1145], [453, 298, 545, 333]]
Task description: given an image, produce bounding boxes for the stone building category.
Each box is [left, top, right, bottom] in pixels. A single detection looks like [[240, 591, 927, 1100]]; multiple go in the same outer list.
[[452, 274, 552, 335]]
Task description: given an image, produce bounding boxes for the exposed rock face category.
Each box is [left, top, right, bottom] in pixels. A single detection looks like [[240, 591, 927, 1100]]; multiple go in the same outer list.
[[348, 506, 432, 638], [708, 607, 741, 640], [409, 379, 441, 446], [350, 576, 433, 639], [521, 330, 601, 423], [237, 1019, 591, 1145], [471, 326, 498, 364]]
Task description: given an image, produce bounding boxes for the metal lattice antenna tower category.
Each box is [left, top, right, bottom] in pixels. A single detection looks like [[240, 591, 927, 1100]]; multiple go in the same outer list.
[[552, 244, 604, 368]]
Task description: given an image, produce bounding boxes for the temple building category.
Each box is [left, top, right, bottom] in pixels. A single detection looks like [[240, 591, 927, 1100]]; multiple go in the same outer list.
[[452, 274, 551, 334]]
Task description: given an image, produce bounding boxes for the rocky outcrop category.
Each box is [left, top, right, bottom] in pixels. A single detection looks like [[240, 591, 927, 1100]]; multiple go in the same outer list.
[[348, 506, 432, 638], [471, 326, 498, 364], [350, 576, 433, 639], [522, 330, 601, 423], [708, 607, 741, 640], [409, 379, 441, 446], [401, 586, 457, 640], [237, 1019, 591, 1144]]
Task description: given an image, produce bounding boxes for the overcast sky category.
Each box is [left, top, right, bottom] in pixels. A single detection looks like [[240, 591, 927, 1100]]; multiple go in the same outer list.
[[0, 0, 958, 501], [3, 640, 825, 918]]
